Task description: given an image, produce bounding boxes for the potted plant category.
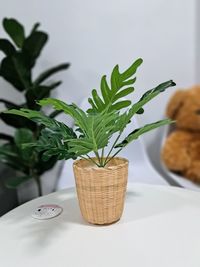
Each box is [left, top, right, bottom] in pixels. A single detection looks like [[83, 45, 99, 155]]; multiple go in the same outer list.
[[0, 18, 70, 202], [5, 58, 176, 224]]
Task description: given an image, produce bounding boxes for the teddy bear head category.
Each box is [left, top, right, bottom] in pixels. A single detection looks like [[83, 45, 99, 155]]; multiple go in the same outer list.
[[166, 85, 200, 131]]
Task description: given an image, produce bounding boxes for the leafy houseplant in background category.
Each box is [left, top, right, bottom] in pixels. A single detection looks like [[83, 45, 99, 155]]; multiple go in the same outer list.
[[0, 18, 69, 198], [6, 59, 176, 224]]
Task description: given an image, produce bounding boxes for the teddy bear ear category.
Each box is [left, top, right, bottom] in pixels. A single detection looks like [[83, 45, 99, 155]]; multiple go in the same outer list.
[[166, 90, 186, 119]]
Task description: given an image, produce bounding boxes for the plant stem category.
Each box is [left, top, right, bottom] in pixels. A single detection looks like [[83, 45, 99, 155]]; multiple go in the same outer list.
[[94, 151, 101, 166], [35, 175, 42, 197], [80, 155, 101, 167], [104, 133, 121, 165], [100, 148, 104, 166], [104, 148, 123, 166]]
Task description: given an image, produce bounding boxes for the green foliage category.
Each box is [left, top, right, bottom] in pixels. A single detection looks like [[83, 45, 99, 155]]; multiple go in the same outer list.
[[88, 58, 142, 113], [3, 18, 25, 48], [6, 59, 176, 168], [0, 18, 69, 193], [115, 119, 172, 148], [0, 128, 58, 189], [5, 108, 77, 160], [0, 18, 69, 113]]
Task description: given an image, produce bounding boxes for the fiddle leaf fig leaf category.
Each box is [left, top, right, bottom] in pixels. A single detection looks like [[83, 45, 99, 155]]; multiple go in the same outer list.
[[0, 99, 20, 109], [0, 39, 16, 56], [33, 63, 70, 86], [30, 22, 40, 34], [22, 31, 48, 68], [0, 144, 28, 172], [0, 133, 14, 143], [25, 82, 62, 109], [0, 18, 70, 190], [0, 113, 36, 130], [14, 128, 35, 160], [5, 175, 32, 189], [14, 128, 34, 147], [0, 54, 31, 91], [3, 18, 25, 48]]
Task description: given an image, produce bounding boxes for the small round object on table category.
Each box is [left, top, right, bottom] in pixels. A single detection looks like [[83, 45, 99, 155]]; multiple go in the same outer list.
[[32, 204, 63, 220], [0, 183, 200, 267]]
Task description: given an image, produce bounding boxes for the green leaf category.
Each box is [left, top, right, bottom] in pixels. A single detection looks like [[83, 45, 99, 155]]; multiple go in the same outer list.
[[28, 98, 118, 156], [22, 31, 48, 68], [35, 154, 58, 175], [100, 75, 110, 103], [33, 63, 70, 86], [0, 113, 36, 130], [0, 144, 29, 172], [121, 78, 136, 87], [25, 82, 62, 109], [0, 54, 31, 91], [14, 128, 35, 160], [87, 58, 142, 113], [129, 80, 175, 115], [91, 89, 104, 109], [30, 22, 40, 34], [49, 110, 62, 118], [6, 175, 32, 189], [14, 128, 34, 147], [0, 39, 16, 56], [121, 58, 143, 80], [0, 133, 14, 143], [115, 119, 173, 148], [113, 87, 134, 101], [111, 65, 120, 92], [3, 18, 25, 48], [67, 111, 118, 156], [39, 98, 89, 132], [116, 80, 176, 133], [88, 98, 98, 113], [35, 129, 75, 161], [0, 99, 20, 109], [4, 108, 75, 138], [111, 100, 131, 111]]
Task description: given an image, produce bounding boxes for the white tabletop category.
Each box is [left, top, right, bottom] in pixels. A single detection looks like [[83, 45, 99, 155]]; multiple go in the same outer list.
[[0, 184, 200, 267]]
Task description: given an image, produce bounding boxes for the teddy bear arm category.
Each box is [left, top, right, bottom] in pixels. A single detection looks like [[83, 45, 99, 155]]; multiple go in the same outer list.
[[161, 132, 191, 172]]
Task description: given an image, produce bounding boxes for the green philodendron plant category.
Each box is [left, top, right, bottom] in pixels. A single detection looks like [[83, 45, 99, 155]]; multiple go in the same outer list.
[[0, 18, 70, 195], [5, 59, 176, 168]]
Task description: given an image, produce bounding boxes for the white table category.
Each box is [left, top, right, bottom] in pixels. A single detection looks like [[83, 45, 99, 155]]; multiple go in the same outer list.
[[0, 184, 200, 267]]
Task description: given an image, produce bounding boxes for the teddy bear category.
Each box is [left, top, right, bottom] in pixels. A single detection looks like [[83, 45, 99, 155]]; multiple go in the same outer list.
[[161, 85, 200, 183]]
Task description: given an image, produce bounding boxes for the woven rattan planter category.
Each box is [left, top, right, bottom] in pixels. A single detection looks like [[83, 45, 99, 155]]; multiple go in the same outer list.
[[73, 157, 129, 225]]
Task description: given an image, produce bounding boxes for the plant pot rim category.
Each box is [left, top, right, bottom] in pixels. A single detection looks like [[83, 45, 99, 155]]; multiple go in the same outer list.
[[73, 156, 129, 171]]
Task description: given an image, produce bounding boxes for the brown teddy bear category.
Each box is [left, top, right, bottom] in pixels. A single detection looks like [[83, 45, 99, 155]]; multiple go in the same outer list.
[[162, 85, 200, 183]]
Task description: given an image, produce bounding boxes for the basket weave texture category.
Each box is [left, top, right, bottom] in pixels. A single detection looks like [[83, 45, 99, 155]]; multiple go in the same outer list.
[[73, 157, 128, 225]]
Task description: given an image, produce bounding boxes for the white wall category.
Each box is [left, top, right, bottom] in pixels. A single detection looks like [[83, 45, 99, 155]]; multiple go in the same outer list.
[[0, 0, 196, 139]]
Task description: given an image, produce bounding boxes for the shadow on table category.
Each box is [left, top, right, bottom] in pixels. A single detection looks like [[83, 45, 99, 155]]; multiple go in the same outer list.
[[1, 186, 198, 250], [1, 189, 89, 249]]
